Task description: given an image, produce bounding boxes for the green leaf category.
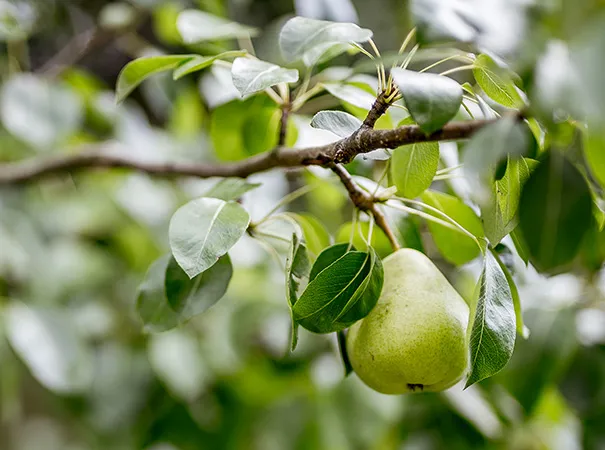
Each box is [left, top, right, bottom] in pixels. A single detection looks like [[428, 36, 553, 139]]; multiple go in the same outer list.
[[391, 141, 439, 198], [335, 221, 393, 259], [210, 96, 281, 161], [492, 248, 529, 338], [168, 198, 250, 278], [518, 152, 593, 272], [463, 116, 533, 196], [176, 9, 258, 44], [203, 178, 261, 201], [466, 251, 516, 387], [279, 17, 372, 64], [511, 227, 531, 265], [293, 248, 383, 333], [285, 234, 311, 351], [231, 57, 299, 96], [309, 243, 351, 282], [173, 50, 247, 80], [391, 68, 463, 134], [285, 213, 331, 257], [334, 249, 383, 326], [164, 254, 232, 321], [323, 82, 376, 110], [421, 190, 484, 265], [481, 157, 538, 245], [584, 130, 605, 189], [136, 255, 180, 332], [116, 55, 195, 103], [310, 110, 361, 137], [473, 54, 524, 109]]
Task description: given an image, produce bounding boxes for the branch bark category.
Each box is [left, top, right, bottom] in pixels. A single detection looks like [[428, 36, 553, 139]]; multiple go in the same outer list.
[[0, 119, 494, 185]]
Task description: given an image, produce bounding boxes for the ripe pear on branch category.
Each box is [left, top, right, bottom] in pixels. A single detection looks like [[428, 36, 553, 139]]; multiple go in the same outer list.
[[347, 248, 470, 394]]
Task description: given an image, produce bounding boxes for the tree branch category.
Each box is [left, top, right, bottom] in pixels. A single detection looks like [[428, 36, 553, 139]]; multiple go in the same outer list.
[[0, 119, 495, 185]]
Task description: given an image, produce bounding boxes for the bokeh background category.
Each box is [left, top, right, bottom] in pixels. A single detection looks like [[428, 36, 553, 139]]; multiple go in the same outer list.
[[1, 0, 605, 449]]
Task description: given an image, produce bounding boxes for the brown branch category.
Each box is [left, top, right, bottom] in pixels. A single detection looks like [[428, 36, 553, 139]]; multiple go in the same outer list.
[[277, 103, 291, 147], [0, 119, 495, 185]]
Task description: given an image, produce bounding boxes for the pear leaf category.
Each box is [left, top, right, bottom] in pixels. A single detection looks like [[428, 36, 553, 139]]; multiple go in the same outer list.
[[177, 10, 258, 44], [203, 178, 261, 201], [518, 152, 593, 272], [391, 141, 440, 198], [391, 68, 463, 134], [286, 234, 311, 351], [173, 50, 247, 80], [164, 254, 232, 321], [293, 245, 382, 333], [279, 17, 372, 64], [116, 55, 196, 103], [466, 251, 516, 387], [473, 54, 524, 108], [310, 110, 362, 137], [169, 198, 249, 278], [231, 57, 299, 96]]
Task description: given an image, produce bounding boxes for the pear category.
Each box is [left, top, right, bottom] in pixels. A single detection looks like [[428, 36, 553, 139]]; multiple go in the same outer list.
[[346, 248, 469, 394]]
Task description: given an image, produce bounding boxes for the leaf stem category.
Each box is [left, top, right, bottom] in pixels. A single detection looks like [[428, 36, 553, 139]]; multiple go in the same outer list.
[[439, 65, 475, 76], [387, 198, 484, 251]]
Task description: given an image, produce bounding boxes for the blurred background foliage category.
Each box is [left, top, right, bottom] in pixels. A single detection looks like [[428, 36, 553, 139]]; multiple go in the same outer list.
[[1, 0, 605, 449]]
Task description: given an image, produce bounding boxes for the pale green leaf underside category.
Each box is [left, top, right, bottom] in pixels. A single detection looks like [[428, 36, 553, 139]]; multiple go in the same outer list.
[[279, 16, 372, 63], [177, 10, 258, 44], [168, 198, 250, 278], [231, 57, 299, 96]]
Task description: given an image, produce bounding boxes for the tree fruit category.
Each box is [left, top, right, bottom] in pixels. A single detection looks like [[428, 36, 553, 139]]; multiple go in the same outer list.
[[346, 248, 469, 394]]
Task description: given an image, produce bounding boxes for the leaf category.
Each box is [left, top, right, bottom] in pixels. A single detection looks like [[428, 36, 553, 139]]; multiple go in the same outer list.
[[337, 330, 353, 376], [279, 16, 372, 64], [310, 110, 362, 137], [210, 96, 282, 161], [176, 9, 258, 44], [584, 130, 605, 189], [116, 55, 195, 103], [492, 250, 529, 339], [518, 152, 593, 272], [168, 198, 250, 278], [323, 82, 376, 110], [466, 251, 516, 387], [203, 178, 261, 201], [164, 254, 232, 321], [285, 213, 331, 257], [391, 68, 463, 134], [5, 303, 93, 394], [309, 243, 351, 282], [334, 249, 383, 326], [463, 116, 534, 198], [173, 50, 247, 80], [481, 157, 538, 245], [231, 57, 299, 96], [473, 54, 524, 108], [511, 227, 531, 265], [293, 248, 383, 333], [285, 234, 311, 351], [1, 74, 83, 150], [391, 141, 440, 198], [421, 190, 484, 265], [136, 255, 180, 332]]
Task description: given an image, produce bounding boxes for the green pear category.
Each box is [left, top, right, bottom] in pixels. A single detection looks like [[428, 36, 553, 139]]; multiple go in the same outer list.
[[346, 248, 469, 394]]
